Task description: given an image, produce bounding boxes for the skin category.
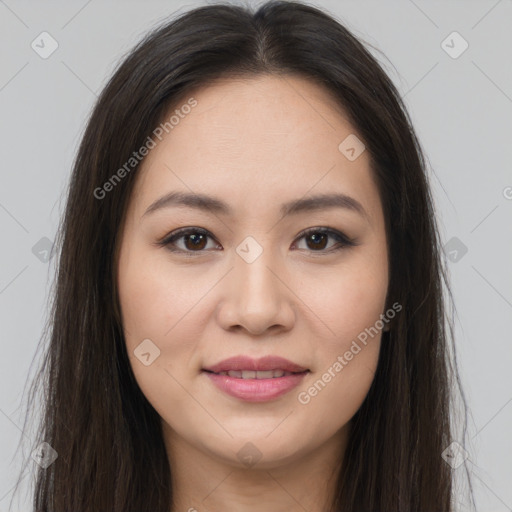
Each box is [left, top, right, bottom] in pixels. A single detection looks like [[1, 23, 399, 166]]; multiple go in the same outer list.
[[116, 74, 389, 512]]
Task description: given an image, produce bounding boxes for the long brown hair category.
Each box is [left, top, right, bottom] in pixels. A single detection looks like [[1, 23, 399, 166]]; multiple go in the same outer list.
[[13, 1, 472, 510]]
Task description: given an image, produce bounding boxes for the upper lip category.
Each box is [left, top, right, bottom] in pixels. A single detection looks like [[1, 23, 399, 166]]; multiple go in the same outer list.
[[203, 355, 308, 373]]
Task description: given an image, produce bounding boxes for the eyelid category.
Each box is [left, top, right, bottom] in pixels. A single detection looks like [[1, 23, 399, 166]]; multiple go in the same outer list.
[[157, 226, 357, 255]]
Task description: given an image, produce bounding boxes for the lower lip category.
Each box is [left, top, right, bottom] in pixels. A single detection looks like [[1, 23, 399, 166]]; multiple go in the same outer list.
[[203, 371, 308, 402]]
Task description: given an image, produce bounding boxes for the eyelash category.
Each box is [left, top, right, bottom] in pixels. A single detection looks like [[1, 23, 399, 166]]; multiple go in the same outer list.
[[157, 226, 357, 257]]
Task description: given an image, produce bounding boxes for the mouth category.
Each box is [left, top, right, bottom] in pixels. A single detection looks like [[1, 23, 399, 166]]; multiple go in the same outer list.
[[202, 369, 309, 402], [201, 355, 310, 402]]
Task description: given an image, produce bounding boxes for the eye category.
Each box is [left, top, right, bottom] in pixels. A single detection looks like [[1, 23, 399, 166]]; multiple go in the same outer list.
[[157, 226, 356, 256], [157, 227, 220, 255], [292, 227, 356, 253]]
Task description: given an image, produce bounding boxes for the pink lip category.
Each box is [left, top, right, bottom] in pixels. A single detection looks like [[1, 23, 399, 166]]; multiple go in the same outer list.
[[202, 355, 309, 402], [204, 371, 308, 402], [203, 355, 308, 373]]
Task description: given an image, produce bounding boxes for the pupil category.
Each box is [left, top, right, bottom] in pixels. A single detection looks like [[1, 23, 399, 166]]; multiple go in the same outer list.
[[308, 233, 326, 250], [186, 234, 206, 250]]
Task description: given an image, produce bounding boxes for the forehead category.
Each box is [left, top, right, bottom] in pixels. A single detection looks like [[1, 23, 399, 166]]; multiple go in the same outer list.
[[131, 74, 380, 222], [166, 74, 352, 157]]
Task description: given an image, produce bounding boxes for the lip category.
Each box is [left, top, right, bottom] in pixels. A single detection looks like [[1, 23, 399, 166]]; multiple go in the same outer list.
[[203, 355, 308, 373], [204, 371, 308, 402], [202, 355, 309, 402]]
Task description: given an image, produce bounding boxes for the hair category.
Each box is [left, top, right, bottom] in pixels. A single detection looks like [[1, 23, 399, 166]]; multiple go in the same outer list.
[[12, 1, 472, 510]]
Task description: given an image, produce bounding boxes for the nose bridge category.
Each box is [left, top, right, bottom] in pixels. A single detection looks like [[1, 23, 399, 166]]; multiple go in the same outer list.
[[234, 234, 281, 303], [219, 234, 294, 334]]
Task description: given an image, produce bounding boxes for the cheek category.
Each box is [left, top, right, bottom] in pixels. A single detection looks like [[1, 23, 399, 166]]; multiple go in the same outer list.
[[296, 341, 379, 445], [118, 264, 168, 343], [117, 248, 214, 401], [300, 258, 388, 349], [118, 244, 207, 344], [293, 256, 387, 421], [117, 262, 186, 413]]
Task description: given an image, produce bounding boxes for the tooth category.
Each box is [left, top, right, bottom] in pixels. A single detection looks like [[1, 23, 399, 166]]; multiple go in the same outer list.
[[256, 370, 274, 379], [216, 369, 299, 379]]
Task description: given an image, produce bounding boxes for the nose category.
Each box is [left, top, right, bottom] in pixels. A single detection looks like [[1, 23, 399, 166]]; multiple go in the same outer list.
[[215, 244, 296, 336]]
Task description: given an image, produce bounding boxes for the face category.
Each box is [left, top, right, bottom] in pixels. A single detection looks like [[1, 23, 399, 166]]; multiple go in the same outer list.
[[116, 74, 389, 471]]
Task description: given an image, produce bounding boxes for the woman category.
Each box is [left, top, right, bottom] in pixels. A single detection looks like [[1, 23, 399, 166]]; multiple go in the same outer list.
[[15, 1, 472, 510]]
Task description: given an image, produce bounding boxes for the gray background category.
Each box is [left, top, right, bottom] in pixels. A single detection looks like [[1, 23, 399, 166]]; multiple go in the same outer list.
[[0, 0, 511, 510]]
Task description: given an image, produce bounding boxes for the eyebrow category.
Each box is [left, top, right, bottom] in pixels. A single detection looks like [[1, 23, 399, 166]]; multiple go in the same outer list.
[[142, 191, 369, 220]]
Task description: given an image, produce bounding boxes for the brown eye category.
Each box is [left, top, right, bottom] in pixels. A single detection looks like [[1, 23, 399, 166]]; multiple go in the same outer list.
[[159, 228, 219, 255], [183, 233, 208, 251], [293, 228, 355, 253], [305, 232, 328, 250]]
